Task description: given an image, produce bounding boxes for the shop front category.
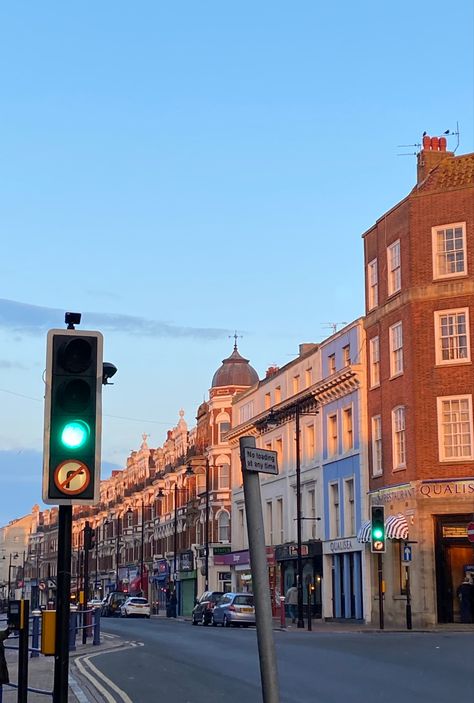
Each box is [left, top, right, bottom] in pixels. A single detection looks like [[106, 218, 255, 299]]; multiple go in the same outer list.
[[322, 537, 363, 620], [275, 542, 323, 619], [152, 558, 169, 613], [177, 550, 196, 616], [366, 478, 474, 627], [216, 547, 277, 609]]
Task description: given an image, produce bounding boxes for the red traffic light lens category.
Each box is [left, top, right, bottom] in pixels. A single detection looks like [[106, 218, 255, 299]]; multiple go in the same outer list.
[[59, 338, 92, 373]]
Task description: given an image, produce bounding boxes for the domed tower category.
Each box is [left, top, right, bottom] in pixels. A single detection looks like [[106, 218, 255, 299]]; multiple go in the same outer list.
[[211, 340, 259, 395]]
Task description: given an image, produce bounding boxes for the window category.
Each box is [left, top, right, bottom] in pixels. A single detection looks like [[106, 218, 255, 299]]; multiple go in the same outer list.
[[292, 375, 300, 394], [389, 322, 403, 377], [342, 407, 353, 452], [343, 345, 351, 366], [274, 386, 281, 404], [275, 437, 283, 466], [305, 367, 312, 387], [265, 392, 271, 409], [328, 354, 336, 374], [330, 482, 340, 538], [368, 259, 378, 309], [372, 415, 382, 476], [219, 422, 231, 443], [387, 240, 401, 295], [304, 424, 315, 460], [392, 406, 406, 470], [266, 502, 273, 544], [219, 464, 230, 489], [218, 512, 230, 542], [370, 337, 380, 387], [196, 471, 206, 495], [434, 309, 470, 365], [307, 489, 317, 539], [276, 498, 283, 544], [328, 414, 338, 456], [344, 478, 355, 536], [432, 223, 467, 279], [239, 401, 254, 423], [437, 396, 473, 461]]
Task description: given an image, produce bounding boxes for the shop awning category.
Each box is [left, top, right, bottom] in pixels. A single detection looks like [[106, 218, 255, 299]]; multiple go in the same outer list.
[[357, 521, 371, 543], [357, 513, 409, 543], [385, 513, 409, 540]]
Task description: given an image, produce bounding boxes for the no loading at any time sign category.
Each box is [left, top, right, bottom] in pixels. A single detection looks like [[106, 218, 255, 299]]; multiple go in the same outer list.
[[53, 460, 91, 496]]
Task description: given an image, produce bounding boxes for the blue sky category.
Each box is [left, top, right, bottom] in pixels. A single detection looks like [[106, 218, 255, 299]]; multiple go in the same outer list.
[[1, 1, 473, 525]]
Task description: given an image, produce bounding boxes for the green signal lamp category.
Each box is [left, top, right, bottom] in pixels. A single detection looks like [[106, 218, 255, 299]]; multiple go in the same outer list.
[[372, 527, 384, 539], [60, 420, 90, 449]]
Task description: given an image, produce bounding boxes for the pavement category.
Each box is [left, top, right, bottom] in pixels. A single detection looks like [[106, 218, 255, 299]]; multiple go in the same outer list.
[[1, 630, 126, 703], [1, 615, 471, 703]]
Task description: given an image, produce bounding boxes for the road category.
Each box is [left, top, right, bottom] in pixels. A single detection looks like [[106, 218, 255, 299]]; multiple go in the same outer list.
[[82, 617, 474, 703]]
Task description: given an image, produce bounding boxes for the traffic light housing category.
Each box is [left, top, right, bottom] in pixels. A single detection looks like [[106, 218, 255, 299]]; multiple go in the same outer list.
[[84, 523, 96, 551], [43, 329, 103, 505], [370, 505, 386, 553]]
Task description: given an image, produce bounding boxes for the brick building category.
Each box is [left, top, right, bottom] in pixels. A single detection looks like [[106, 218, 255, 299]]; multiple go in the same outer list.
[[361, 135, 474, 626]]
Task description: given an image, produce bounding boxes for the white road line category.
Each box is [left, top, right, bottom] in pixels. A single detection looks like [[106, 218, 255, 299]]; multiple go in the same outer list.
[[75, 645, 136, 703]]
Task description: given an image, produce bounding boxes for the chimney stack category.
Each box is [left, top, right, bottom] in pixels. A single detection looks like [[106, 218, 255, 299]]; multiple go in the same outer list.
[[417, 134, 454, 184]]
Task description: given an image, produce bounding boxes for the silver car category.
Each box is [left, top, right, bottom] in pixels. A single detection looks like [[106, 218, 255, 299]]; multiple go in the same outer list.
[[212, 593, 255, 628]]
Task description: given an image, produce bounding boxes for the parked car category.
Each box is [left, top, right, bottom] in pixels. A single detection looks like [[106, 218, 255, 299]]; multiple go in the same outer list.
[[101, 591, 128, 617], [212, 593, 255, 628], [120, 597, 151, 618], [191, 591, 224, 626]]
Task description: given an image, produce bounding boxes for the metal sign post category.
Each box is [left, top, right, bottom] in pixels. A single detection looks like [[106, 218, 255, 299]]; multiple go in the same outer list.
[[240, 436, 280, 703]]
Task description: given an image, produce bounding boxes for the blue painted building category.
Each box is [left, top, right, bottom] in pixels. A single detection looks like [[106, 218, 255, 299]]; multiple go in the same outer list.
[[320, 320, 369, 620]]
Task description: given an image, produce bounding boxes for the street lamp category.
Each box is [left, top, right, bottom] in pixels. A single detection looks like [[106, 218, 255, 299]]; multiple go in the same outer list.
[[105, 510, 132, 590], [258, 397, 318, 629], [7, 553, 19, 600]]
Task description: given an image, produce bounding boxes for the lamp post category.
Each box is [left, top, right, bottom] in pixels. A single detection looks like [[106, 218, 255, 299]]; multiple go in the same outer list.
[[7, 552, 19, 600], [204, 458, 210, 591], [140, 500, 145, 596]]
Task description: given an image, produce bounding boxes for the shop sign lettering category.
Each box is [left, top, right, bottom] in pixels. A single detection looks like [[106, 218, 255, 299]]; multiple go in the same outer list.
[[419, 480, 474, 498]]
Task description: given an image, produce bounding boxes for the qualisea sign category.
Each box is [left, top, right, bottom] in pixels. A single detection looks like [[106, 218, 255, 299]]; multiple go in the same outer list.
[[242, 447, 278, 475]]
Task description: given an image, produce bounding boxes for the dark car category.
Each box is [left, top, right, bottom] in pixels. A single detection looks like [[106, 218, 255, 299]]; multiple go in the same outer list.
[[101, 591, 128, 617], [191, 591, 224, 626]]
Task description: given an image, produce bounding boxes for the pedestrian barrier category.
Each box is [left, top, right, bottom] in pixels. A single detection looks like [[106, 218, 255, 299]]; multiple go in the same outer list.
[[0, 603, 101, 701]]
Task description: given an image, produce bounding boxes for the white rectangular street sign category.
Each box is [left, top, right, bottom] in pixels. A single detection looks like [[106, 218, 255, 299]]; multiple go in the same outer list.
[[242, 447, 278, 475]]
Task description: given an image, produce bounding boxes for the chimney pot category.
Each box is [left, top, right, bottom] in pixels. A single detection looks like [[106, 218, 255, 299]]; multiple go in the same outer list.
[[422, 135, 431, 150], [439, 136, 447, 152], [431, 136, 439, 151]]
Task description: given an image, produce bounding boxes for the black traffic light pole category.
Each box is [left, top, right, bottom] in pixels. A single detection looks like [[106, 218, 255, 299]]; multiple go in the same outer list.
[[53, 504, 72, 703], [377, 552, 384, 630]]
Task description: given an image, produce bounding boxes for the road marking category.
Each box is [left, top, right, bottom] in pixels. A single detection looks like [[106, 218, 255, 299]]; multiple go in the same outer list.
[[75, 645, 136, 703]]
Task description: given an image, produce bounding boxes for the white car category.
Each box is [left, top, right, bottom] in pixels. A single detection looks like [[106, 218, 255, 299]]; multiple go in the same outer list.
[[120, 597, 151, 618]]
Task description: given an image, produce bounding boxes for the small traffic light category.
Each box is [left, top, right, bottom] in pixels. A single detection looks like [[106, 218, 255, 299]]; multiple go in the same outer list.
[[43, 329, 103, 505], [371, 505, 386, 553], [84, 522, 95, 551]]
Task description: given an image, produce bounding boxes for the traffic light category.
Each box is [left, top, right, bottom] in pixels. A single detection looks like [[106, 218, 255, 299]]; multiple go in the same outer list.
[[43, 329, 103, 505], [84, 522, 96, 551], [370, 505, 386, 553]]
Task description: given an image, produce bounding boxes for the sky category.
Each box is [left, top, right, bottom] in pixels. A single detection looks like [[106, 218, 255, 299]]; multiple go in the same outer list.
[[1, 1, 473, 526]]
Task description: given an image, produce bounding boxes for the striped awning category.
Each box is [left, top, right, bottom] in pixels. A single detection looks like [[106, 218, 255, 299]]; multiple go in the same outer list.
[[385, 513, 409, 540], [356, 513, 409, 543], [357, 520, 371, 543]]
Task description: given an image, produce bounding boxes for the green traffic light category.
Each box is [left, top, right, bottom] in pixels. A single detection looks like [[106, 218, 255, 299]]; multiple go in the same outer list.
[[60, 420, 90, 449], [372, 527, 384, 539]]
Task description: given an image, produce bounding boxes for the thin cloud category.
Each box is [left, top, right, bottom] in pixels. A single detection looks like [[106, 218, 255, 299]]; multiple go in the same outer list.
[[0, 359, 27, 369], [0, 298, 229, 340]]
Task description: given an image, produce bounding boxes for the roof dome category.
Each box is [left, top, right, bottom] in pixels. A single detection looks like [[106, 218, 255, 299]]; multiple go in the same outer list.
[[211, 343, 259, 388]]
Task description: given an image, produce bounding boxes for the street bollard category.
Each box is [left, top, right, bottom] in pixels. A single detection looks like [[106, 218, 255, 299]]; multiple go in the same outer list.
[[280, 597, 286, 629], [307, 586, 312, 631], [31, 610, 41, 658], [92, 608, 101, 646], [69, 608, 77, 652]]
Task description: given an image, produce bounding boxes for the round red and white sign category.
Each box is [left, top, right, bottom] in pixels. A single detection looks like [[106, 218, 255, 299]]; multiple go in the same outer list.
[[467, 521, 474, 543]]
